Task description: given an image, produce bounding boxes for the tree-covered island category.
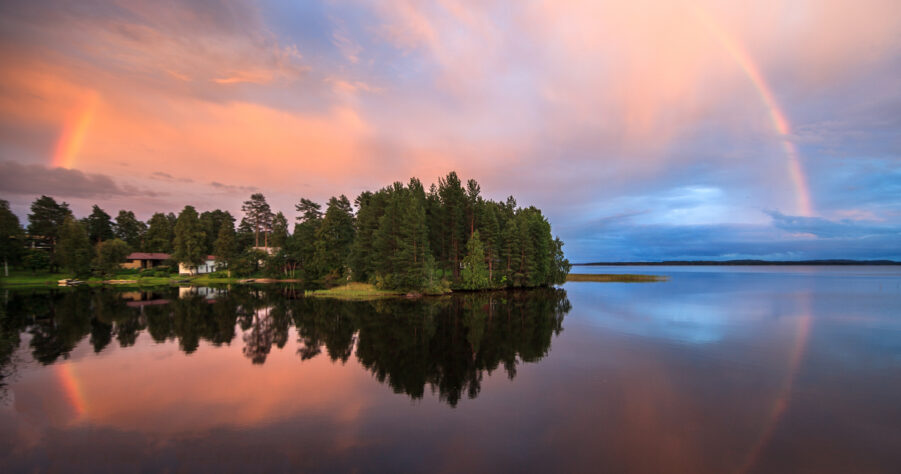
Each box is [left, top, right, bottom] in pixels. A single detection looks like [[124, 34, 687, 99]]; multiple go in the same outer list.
[[1, 172, 570, 294]]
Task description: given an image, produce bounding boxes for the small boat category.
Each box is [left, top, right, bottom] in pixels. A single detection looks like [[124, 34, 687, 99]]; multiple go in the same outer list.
[[58, 279, 84, 286]]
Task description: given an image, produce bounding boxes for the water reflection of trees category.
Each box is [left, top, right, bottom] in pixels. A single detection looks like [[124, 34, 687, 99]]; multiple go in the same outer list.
[[0, 286, 569, 405]]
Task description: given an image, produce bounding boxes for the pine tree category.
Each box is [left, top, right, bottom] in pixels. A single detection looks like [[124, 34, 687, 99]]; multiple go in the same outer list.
[[144, 212, 174, 252], [349, 190, 385, 281], [114, 210, 146, 249], [84, 205, 114, 243], [549, 237, 571, 285], [371, 184, 430, 289], [213, 224, 237, 277], [437, 172, 467, 279], [293, 198, 323, 278], [242, 193, 274, 248], [312, 195, 355, 279], [270, 212, 289, 248], [172, 206, 206, 272], [27, 195, 71, 252], [200, 210, 235, 254], [0, 200, 24, 276]]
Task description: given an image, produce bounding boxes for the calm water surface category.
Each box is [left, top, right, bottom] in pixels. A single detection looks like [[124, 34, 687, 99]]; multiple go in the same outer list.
[[1, 266, 900, 472]]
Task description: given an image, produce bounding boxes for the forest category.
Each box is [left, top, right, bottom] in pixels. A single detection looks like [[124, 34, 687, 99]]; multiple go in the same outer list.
[[0, 172, 570, 292]]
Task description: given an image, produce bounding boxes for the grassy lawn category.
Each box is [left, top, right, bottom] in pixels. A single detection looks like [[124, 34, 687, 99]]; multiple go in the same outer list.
[[566, 273, 668, 282], [305, 282, 403, 300], [0, 270, 241, 287], [0, 271, 72, 287]]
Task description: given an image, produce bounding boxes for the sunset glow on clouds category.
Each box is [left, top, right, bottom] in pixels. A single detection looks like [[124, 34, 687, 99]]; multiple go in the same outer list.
[[0, 0, 899, 260]]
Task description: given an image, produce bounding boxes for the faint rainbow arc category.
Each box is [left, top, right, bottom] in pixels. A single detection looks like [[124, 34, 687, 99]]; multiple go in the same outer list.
[[691, 7, 814, 217], [56, 362, 88, 421], [50, 91, 99, 170], [738, 295, 813, 473]]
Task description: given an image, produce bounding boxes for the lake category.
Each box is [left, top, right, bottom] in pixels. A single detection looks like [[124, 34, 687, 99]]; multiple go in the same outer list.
[[1, 266, 900, 472]]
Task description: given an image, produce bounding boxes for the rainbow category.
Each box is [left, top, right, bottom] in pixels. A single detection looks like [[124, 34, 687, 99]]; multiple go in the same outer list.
[[55, 362, 88, 421], [691, 6, 814, 217], [50, 91, 99, 170], [738, 297, 813, 473]]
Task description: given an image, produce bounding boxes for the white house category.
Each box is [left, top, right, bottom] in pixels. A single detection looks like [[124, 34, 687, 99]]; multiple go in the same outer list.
[[178, 255, 218, 275]]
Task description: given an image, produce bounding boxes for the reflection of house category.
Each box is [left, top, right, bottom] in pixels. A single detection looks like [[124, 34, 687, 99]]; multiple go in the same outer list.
[[122, 253, 171, 270], [120, 291, 170, 308], [178, 256, 217, 275], [178, 286, 224, 300]]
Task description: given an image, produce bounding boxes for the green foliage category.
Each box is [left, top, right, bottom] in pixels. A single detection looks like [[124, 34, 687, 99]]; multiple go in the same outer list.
[[0, 200, 24, 272], [435, 172, 467, 278], [350, 172, 569, 290], [549, 237, 571, 285], [84, 205, 114, 243], [144, 212, 174, 252], [370, 183, 430, 290], [241, 193, 274, 248], [114, 210, 146, 249], [94, 238, 131, 275], [172, 206, 207, 269], [200, 210, 235, 254], [270, 212, 289, 249], [56, 216, 93, 275], [7, 171, 569, 288], [22, 248, 51, 273], [27, 195, 71, 250], [312, 195, 355, 279], [461, 231, 490, 290], [213, 223, 237, 274]]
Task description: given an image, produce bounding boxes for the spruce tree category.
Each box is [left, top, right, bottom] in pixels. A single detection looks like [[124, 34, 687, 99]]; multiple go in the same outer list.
[[461, 231, 489, 290]]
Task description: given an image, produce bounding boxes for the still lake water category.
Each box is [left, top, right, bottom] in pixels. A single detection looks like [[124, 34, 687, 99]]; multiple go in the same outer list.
[[1, 266, 900, 472]]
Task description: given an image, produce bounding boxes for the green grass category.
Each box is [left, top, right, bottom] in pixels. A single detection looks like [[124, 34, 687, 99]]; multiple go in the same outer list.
[[0, 271, 72, 287], [305, 282, 403, 300], [566, 273, 668, 282], [0, 270, 240, 288]]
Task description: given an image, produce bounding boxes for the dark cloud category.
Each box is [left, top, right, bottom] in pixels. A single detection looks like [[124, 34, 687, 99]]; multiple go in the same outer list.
[[568, 212, 901, 262], [210, 181, 258, 193], [766, 210, 900, 239], [0, 161, 157, 198]]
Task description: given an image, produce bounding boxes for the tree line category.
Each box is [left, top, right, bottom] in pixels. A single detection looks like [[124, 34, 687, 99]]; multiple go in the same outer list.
[[0, 171, 570, 289]]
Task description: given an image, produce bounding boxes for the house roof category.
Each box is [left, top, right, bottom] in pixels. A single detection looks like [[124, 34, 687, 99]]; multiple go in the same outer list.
[[126, 252, 171, 260]]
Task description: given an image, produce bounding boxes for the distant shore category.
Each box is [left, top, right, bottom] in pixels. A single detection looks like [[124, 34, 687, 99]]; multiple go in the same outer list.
[[575, 259, 901, 266]]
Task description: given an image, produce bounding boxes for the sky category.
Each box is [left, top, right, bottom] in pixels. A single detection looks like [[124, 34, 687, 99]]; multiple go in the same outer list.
[[0, 0, 899, 262]]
